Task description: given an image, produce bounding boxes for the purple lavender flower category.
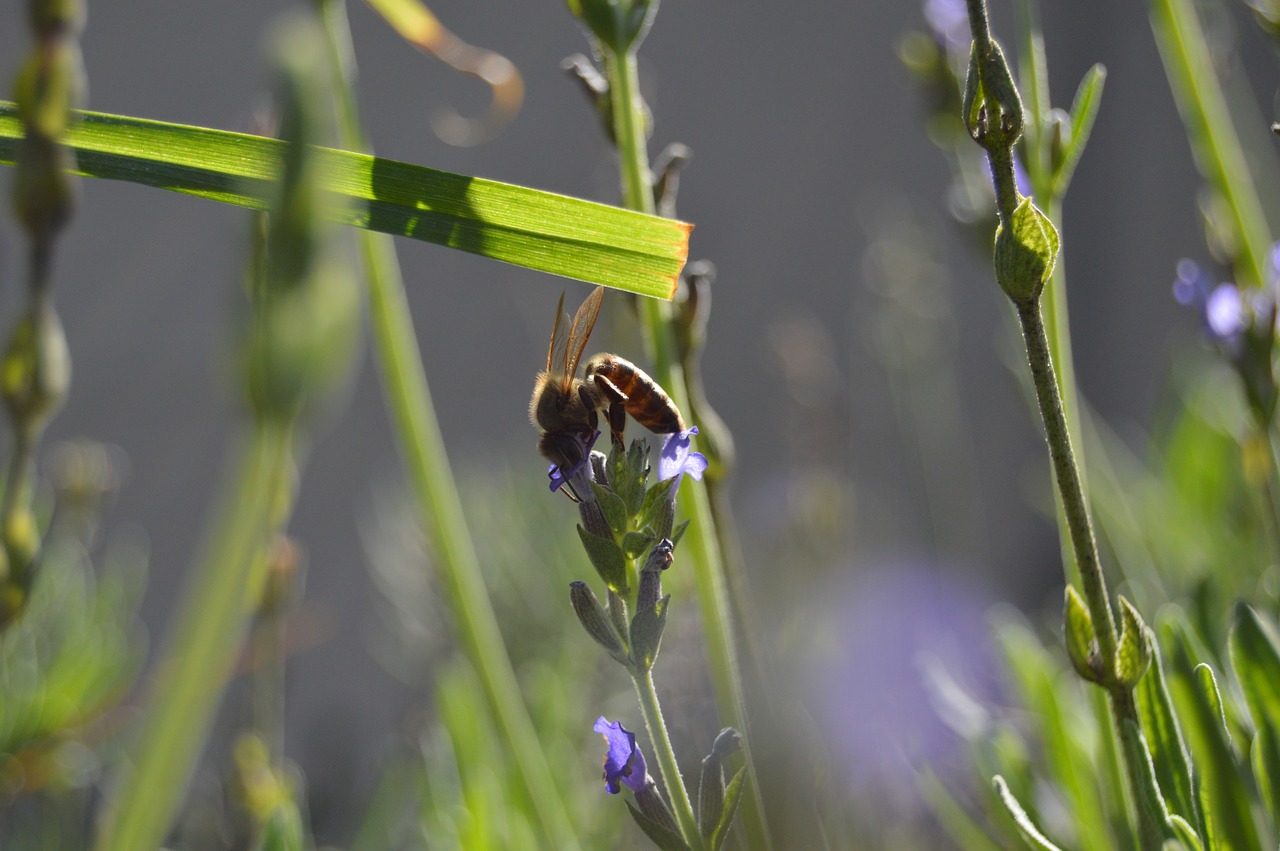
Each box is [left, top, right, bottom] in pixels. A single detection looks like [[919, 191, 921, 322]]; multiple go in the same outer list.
[[1174, 247, 1280, 423], [923, 0, 969, 54], [1172, 258, 1268, 351], [547, 430, 601, 493], [593, 716, 647, 794], [657, 427, 708, 484]]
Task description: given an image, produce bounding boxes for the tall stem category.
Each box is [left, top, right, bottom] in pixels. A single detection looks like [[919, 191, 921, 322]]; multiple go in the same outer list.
[[315, 3, 581, 848], [1016, 302, 1162, 850], [602, 44, 773, 849], [633, 668, 704, 850]]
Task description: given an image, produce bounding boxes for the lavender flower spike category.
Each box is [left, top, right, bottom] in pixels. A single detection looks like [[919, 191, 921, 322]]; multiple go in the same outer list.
[[657, 426, 708, 484], [594, 716, 648, 794]]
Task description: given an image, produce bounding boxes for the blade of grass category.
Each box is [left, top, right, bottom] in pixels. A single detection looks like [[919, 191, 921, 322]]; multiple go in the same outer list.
[[94, 424, 292, 851], [0, 102, 688, 298], [314, 1, 582, 847]]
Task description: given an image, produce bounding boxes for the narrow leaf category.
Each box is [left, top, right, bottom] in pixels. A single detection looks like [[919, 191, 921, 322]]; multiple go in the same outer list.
[[0, 103, 688, 298], [624, 801, 690, 851], [710, 766, 747, 851], [991, 775, 1066, 851], [1119, 718, 1176, 841], [1168, 814, 1204, 851], [1165, 616, 1263, 851], [1051, 63, 1105, 197], [1135, 627, 1198, 826], [1229, 603, 1280, 827]]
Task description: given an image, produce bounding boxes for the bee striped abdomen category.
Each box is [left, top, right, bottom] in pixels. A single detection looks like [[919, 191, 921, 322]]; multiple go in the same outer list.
[[587, 354, 685, 434]]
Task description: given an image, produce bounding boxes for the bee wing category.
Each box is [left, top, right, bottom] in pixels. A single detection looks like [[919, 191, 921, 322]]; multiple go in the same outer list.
[[564, 286, 604, 381], [547, 290, 568, 375]]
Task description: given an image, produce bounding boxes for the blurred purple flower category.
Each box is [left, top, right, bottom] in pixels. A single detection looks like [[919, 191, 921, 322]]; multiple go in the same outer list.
[[805, 559, 1003, 815], [548, 430, 601, 493], [594, 716, 647, 794], [924, 0, 969, 53], [1172, 254, 1278, 352], [658, 427, 707, 484]]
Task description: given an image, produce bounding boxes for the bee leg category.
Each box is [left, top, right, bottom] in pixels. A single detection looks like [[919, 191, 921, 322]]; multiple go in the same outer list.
[[577, 385, 601, 435], [592, 374, 629, 447]]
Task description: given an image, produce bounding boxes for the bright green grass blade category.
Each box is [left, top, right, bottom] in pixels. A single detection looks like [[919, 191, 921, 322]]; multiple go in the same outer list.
[[0, 102, 689, 299]]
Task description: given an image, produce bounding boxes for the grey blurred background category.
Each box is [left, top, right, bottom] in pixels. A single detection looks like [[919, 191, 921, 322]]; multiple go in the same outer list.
[[0, 0, 1258, 841]]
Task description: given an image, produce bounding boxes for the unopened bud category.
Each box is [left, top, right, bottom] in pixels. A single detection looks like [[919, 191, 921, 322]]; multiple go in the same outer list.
[[570, 580, 628, 664], [2, 302, 71, 436], [629, 540, 672, 672]]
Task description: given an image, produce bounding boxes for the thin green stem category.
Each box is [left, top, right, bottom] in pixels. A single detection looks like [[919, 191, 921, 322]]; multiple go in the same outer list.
[[633, 668, 704, 850], [1016, 301, 1163, 850], [94, 424, 292, 851], [1150, 0, 1272, 288], [602, 42, 773, 849], [315, 3, 581, 848]]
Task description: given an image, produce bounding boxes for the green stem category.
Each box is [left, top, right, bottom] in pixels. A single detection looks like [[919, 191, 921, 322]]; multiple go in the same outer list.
[[95, 424, 292, 851], [1150, 0, 1272, 288], [602, 43, 773, 849], [1016, 301, 1163, 850], [633, 668, 704, 850], [315, 4, 581, 848]]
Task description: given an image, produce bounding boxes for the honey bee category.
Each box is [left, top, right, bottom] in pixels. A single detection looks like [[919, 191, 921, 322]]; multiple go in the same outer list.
[[530, 286, 685, 490]]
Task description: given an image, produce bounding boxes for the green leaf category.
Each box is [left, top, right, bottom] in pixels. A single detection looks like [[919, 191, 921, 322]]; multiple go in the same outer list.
[[1119, 718, 1177, 842], [254, 803, 306, 851], [624, 800, 690, 851], [1228, 603, 1280, 826], [918, 770, 1005, 851], [1168, 814, 1205, 851], [1051, 63, 1105, 198], [991, 775, 1066, 851], [1165, 615, 1264, 851], [996, 618, 1110, 849], [576, 525, 628, 592], [710, 766, 747, 851], [1135, 627, 1198, 826], [0, 103, 688, 298], [590, 481, 629, 538]]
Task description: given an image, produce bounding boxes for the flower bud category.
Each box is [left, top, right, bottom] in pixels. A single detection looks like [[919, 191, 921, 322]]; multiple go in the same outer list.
[[1, 301, 71, 437], [697, 728, 741, 839], [570, 580, 628, 664], [565, 0, 658, 53], [629, 540, 672, 672]]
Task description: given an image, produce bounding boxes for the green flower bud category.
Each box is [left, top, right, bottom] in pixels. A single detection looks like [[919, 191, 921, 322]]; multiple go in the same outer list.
[[1, 301, 71, 436], [28, 0, 86, 36], [565, 0, 658, 53], [629, 540, 672, 672], [13, 38, 85, 140], [1115, 596, 1152, 688], [12, 139, 76, 240], [993, 196, 1058, 305], [569, 580, 628, 664]]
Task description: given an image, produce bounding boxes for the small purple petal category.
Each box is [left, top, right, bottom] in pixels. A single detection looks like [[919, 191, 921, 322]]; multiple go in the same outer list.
[[658, 426, 707, 483], [1206, 284, 1245, 341], [594, 717, 647, 794]]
